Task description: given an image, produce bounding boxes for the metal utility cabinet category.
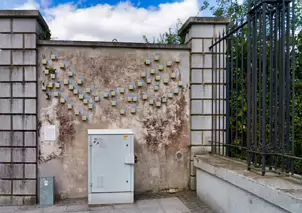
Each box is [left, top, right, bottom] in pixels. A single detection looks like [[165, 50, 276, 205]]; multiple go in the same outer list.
[[88, 129, 134, 205]]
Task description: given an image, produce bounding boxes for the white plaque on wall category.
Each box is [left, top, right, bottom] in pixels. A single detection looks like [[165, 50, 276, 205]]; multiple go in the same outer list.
[[44, 125, 56, 141]]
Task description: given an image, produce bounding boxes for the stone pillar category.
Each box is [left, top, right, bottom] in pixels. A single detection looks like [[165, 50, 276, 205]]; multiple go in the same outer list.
[[0, 10, 49, 205], [179, 17, 230, 190]]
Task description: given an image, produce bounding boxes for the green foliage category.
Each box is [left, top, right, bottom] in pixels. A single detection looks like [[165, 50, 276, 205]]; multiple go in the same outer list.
[[142, 19, 184, 44], [39, 29, 52, 40]]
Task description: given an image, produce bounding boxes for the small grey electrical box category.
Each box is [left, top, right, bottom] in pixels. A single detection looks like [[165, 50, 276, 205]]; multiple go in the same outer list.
[[39, 177, 54, 207]]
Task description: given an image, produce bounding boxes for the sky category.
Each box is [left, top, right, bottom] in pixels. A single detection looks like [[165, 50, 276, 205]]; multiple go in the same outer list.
[[0, 0, 213, 42]]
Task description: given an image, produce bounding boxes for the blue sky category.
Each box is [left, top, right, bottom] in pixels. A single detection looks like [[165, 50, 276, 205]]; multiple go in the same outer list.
[[0, 0, 214, 42]]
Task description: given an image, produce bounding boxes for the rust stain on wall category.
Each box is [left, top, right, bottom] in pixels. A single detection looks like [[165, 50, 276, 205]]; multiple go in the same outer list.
[[56, 105, 76, 149]]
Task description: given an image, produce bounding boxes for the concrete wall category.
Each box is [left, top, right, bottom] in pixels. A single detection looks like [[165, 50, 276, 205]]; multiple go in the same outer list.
[[0, 10, 49, 205], [37, 42, 190, 199], [194, 155, 302, 213]]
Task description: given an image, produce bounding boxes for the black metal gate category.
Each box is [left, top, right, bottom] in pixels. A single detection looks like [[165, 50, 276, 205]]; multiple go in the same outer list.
[[210, 0, 301, 176]]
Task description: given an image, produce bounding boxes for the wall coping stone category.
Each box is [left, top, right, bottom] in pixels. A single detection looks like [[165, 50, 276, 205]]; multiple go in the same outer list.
[[179, 17, 231, 36], [38, 40, 191, 50], [194, 154, 302, 213], [0, 10, 49, 31]]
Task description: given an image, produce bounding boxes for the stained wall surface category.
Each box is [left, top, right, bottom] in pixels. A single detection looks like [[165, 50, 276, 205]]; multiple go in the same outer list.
[[37, 43, 190, 199]]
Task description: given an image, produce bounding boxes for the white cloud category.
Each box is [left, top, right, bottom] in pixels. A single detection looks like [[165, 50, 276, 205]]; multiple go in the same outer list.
[[10, 0, 200, 42], [45, 0, 199, 42], [14, 0, 40, 10]]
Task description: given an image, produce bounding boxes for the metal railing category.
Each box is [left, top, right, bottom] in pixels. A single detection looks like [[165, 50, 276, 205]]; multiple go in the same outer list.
[[210, 0, 301, 176]]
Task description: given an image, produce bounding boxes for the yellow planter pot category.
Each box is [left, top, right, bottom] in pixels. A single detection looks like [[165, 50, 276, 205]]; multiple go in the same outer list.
[[150, 68, 156, 75], [145, 59, 151, 65], [141, 72, 146, 78], [103, 92, 109, 98], [77, 79, 83, 85], [119, 88, 125, 94], [158, 65, 164, 71]]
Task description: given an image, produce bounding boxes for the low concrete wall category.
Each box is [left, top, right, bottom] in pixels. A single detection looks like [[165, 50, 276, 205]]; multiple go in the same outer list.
[[37, 41, 190, 200], [194, 155, 302, 213]]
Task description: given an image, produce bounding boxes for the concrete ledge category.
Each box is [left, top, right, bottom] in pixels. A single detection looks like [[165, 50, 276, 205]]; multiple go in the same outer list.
[[0, 10, 49, 30], [194, 155, 302, 213], [38, 40, 190, 50]]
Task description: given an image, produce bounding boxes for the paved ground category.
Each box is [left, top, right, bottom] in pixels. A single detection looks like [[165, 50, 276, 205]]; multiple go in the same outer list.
[[0, 191, 215, 213]]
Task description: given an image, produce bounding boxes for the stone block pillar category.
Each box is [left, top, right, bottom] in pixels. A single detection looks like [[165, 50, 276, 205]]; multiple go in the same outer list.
[[0, 10, 49, 205], [179, 17, 230, 190]]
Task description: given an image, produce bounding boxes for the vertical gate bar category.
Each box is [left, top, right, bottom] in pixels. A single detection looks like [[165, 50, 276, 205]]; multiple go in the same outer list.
[[230, 35, 234, 157], [212, 39, 214, 154], [252, 12, 257, 166], [218, 33, 221, 155], [291, 0, 296, 175], [285, 2, 291, 172], [274, 5, 279, 171], [240, 17, 244, 160], [226, 41, 230, 157], [281, 0, 286, 172], [215, 36, 218, 154], [222, 30, 225, 156], [262, 3, 267, 176], [269, 10, 274, 170], [258, 9, 262, 167], [247, 13, 252, 170], [235, 22, 239, 158]]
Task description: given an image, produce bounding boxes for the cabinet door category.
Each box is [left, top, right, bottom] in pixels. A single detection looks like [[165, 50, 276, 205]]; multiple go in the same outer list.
[[90, 134, 133, 193]]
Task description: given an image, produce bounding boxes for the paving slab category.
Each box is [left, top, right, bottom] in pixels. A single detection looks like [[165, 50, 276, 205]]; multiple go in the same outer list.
[[2, 191, 215, 213]]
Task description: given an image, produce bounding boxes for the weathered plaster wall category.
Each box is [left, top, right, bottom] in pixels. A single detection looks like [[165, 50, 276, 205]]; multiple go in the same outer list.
[[37, 44, 190, 199]]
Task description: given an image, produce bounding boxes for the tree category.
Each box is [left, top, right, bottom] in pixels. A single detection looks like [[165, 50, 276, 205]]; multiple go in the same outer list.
[[142, 19, 184, 44]]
